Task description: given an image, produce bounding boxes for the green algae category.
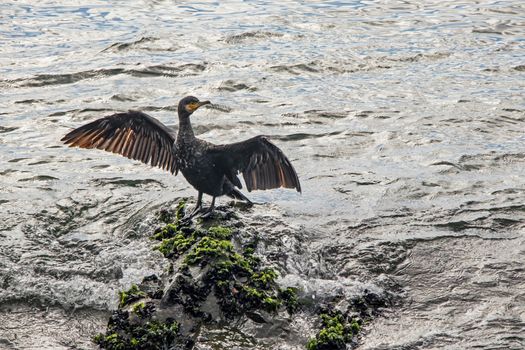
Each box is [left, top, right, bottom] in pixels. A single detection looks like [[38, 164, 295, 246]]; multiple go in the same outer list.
[[153, 224, 233, 260], [93, 333, 124, 350], [262, 296, 282, 312], [119, 285, 147, 308], [94, 319, 181, 350], [207, 225, 232, 240], [156, 233, 196, 258], [137, 320, 180, 345], [151, 223, 178, 240], [242, 285, 263, 299], [131, 301, 155, 319], [306, 312, 362, 350], [184, 236, 234, 265], [350, 319, 361, 334], [132, 301, 145, 314], [279, 287, 299, 314], [251, 268, 278, 289], [157, 200, 186, 225], [175, 200, 186, 221]]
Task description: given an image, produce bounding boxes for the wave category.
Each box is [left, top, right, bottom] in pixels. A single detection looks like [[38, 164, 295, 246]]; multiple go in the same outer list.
[[2, 63, 207, 89]]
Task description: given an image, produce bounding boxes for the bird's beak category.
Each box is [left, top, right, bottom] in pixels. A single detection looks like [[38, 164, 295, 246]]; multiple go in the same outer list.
[[187, 100, 211, 113], [197, 100, 211, 108]]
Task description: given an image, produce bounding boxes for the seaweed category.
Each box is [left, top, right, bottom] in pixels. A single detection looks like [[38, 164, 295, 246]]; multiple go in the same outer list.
[[119, 285, 147, 308], [175, 200, 186, 222], [156, 232, 197, 259], [132, 301, 155, 319], [306, 312, 362, 350], [262, 296, 282, 312], [251, 268, 278, 289], [151, 220, 302, 320], [207, 225, 232, 240], [279, 287, 299, 314], [93, 318, 185, 350], [184, 235, 234, 265]]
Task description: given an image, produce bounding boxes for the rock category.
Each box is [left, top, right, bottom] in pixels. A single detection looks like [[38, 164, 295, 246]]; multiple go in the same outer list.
[[94, 202, 389, 349]]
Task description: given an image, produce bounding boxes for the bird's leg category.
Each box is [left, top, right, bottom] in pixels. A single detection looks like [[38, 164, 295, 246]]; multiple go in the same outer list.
[[198, 196, 216, 219], [182, 192, 203, 221], [209, 196, 216, 212], [192, 191, 203, 214]]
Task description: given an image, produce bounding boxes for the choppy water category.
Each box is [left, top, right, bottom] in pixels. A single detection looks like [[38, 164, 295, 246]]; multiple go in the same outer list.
[[1, 1, 524, 349]]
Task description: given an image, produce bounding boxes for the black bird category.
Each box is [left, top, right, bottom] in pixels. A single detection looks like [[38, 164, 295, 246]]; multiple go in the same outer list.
[[61, 96, 301, 218]]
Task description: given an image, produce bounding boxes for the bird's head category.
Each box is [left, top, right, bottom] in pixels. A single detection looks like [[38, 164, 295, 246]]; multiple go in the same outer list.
[[178, 96, 211, 118]]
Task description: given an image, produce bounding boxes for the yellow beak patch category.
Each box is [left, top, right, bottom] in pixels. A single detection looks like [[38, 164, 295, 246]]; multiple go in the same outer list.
[[186, 102, 200, 112]]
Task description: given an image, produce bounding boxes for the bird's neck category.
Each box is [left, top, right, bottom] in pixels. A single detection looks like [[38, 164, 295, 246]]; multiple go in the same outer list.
[[178, 115, 194, 141]]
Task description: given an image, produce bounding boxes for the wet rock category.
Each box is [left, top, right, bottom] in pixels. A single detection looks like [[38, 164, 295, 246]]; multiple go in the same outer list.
[[94, 202, 391, 349]]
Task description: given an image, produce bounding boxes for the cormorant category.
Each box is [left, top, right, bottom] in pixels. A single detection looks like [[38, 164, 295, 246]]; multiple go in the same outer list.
[[61, 96, 301, 218]]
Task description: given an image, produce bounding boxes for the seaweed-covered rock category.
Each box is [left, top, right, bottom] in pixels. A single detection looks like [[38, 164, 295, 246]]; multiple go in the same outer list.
[[119, 285, 147, 308], [94, 314, 190, 350], [305, 286, 393, 350], [95, 203, 302, 349], [160, 221, 297, 320], [94, 202, 392, 349], [306, 312, 361, 350]]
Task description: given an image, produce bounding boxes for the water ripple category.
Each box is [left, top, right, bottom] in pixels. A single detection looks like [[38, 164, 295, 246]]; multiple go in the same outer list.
[[1, 0, 525, 349], [2, 63, 207, 88]]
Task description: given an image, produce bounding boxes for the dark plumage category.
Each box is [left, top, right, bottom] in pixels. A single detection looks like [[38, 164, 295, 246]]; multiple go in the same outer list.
[[61, 96, 301, 217]]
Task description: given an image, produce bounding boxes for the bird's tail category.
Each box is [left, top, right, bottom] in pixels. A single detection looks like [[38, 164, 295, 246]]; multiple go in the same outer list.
[[227, 188, 252, 204]]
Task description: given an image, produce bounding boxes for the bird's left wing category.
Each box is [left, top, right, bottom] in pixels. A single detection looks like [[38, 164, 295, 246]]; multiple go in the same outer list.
[[210, 135, 301, 192], [61, 111, 178, 174]]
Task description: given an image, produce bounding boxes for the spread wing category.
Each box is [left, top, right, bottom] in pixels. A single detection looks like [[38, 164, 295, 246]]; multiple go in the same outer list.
[[211, 136, 301, 192], [61, 111, 178, 174]]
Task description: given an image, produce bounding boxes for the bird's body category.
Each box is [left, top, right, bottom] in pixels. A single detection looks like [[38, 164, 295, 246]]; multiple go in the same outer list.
[[176, 135, 237, 199], [62, 96, 301, 218]]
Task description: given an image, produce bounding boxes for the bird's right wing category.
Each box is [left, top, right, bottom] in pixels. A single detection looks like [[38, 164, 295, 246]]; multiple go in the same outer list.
[[211, 135, 301, 192], [61, 111, 178, 174]]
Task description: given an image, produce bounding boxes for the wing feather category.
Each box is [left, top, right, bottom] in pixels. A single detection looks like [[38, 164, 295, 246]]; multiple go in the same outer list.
[[159, 148, 168, 170], [121, 129, 135, 156], [150, 137, 159, 167], [61, 111, 178, 175], [108, 128, 125, 153], [210, 135, 301, 193]]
